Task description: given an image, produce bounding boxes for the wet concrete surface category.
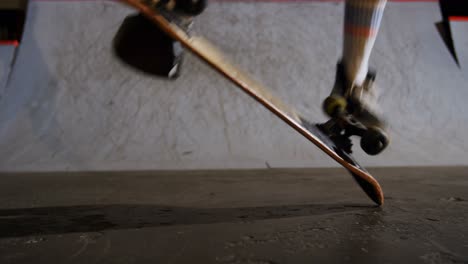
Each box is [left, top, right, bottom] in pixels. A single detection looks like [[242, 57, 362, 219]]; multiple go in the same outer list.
[[0, 167, 467, 263]]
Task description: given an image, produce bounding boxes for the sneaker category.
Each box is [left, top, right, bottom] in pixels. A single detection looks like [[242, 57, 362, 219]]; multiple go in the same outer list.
[[327, 61, 386, 129]]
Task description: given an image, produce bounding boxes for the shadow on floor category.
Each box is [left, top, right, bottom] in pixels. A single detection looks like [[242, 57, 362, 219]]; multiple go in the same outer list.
[[0, 203, 379, 238]]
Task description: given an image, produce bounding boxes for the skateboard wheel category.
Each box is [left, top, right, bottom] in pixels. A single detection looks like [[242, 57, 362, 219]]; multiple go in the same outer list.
[[323, 95, 347, 117], [176, 0, 207, 15], [360, 127, 389, 155]]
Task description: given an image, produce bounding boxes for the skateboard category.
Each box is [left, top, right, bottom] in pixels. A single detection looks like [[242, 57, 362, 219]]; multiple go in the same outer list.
[[118, 0, 385, 206]]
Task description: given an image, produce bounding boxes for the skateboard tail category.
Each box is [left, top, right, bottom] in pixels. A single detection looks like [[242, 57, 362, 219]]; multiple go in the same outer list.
[[351, 172, 384, 205], [303, 119, 384, 206]]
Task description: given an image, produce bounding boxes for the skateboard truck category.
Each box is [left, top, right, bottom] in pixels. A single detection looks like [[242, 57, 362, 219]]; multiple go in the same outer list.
[[318, 107, 389, 155]]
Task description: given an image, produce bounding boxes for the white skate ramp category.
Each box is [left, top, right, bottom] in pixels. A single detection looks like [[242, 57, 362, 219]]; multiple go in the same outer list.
[[0, 1, 467, 171]]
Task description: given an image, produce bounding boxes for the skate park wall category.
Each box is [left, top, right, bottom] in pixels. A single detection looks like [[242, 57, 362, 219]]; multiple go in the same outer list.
[[0, 0, 467, 171]]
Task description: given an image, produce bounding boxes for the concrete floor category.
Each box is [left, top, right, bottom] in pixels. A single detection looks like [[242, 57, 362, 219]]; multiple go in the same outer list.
[[1, 1, 468, 171], [0, 167, 467, 263]]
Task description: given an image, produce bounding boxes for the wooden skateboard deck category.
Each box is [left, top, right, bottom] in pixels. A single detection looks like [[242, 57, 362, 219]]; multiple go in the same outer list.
[[120, 0, 384, 205]]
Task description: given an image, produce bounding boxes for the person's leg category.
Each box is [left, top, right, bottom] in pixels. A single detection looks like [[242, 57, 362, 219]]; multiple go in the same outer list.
[[343, 0, 386, 87], [325, 0, 387, 128]]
